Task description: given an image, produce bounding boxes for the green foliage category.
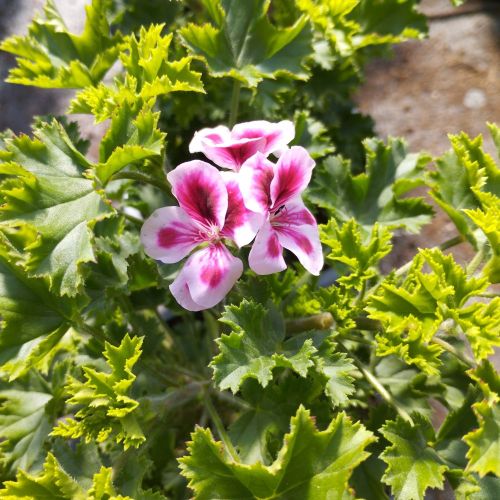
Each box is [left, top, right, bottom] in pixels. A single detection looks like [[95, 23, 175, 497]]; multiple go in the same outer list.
[[381, 415, 448, 499], [0, 0, 121, 88], [52, 335, 145, 450], [307, 137, 433, 233], [211, 300, 316, 392], [0, 119, 114, 297], [180, 406, 375, 499], [366, 248, 496, 373], [0, 0, 498, 498], [0, 391, 52, 475], [321, 218, 392, 289], [70, 23, 204, 122], [179, 0, 312, 88]]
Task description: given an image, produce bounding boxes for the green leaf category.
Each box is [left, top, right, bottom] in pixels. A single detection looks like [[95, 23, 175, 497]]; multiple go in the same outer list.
[[381, 415, 448, 500], [349, 0, 427, 40], [0, 0, 121, 88], [464, 401, 500, 477], [291, 111, 335, 159], [52, 334, 145, 450], [96, 105, 165, 183], [314, 342, 356, 407], [70, 24, 204, 121], [464, 192, 500, 282], [228, 377, 320, 464], [321, 218, 392, 289], [307, 137, 432, 233], [180, 406, 375, 499], [0, 390, 52, 474], [211, 300, 316, 393], [430, 130, 500, 245], [179, 0, 313, 88], [0, 452, 135, 499], [0, 452, 84, 499], [367, 249, 490, 373], [0, 119, 114, 296], [0, 236, 81, 379]]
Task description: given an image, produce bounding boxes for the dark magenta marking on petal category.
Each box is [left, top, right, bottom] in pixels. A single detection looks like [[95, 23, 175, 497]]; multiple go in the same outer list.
[[267, 232, 281, 258], [158, 227, 180, 248], [177, 172, 219, 225]]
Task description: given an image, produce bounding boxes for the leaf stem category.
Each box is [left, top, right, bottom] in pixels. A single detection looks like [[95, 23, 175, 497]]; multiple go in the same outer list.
[[203, 392, 240, 462], [285, 312, 334, 334], [432, 337, 476, 369], [228, 80, 241, 128], [337, 340, 413, 424], [466, 245, 487, 275], [110, 171, 170, 194], [440, 234, 465, 251]]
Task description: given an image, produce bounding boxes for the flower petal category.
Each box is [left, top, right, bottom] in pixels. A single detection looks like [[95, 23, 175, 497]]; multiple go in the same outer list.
[[248, 220, 287, 275], [180, 243, 243, 308], [170, 272, 206, 312], [273, 199, 324, 276], [189, 125, 265, 170], [238, 152, 275, 214], [189, 125, 232, 153], [220, 172, 263, 247], [232, 120, 295, 155], [167, 160, 228, 229], [140, 206, 203, 263], [270, 146, 315, 210]]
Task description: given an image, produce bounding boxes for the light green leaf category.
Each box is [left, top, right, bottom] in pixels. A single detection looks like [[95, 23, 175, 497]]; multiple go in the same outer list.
[[0, 452, 84, 499], [321, 218, 392, 289], [367, 249, 490, 373], [179, 0, 313, 88], [464, 401, 500, 477], [430, 130, 500, 245], [180, 406, 375, 499], [307, 137, 432, 233], [211, 300, 316, 393], [0, 0, 121, 88], [52, 334, 145, 450], [381, 415, 448, 500], [0, 390, 52, 474], [0, 119, 114, 296], [96, 105, 165, 183], [70, 24, 204, 121]]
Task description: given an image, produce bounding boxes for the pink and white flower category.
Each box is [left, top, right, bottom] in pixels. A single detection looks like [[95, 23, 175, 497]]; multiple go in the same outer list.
[[239, 146, 324, 276], [140, 161, 261, 311], [189, 120, 295, 171]]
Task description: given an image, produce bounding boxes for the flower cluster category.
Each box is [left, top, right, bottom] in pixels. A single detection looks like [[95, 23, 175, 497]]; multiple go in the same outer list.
[[141, 120, 323, 310]]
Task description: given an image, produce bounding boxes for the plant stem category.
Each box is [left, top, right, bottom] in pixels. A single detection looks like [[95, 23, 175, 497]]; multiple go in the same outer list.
[[285, 312, 334, 334], [110, 171, 170, 194], [228, 80, 241, 128], [337, 340, 413, 424], [433, 337, 476, 369], [466, 245, 487, 275], [440, 234, 465, 251], [203, 392, 240, 462]]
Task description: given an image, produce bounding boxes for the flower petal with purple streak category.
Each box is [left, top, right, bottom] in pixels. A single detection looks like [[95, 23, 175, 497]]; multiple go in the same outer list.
[[189, 120, 295, 171], [175, 243, 243, 309], [167, 160, 228, 229], [220, 172, 263, 247], [272, 199, 323, 276], [140, 206, 204, 264], [238, 153, 275, 214], [270, 146, 315, 210], [248, 220, 287, 275]]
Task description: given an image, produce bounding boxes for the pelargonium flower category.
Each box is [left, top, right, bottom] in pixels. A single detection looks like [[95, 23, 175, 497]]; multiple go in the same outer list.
[[189, 120, 294, 171], [239, 146, 324, 276], [140, 161, 261, 311]]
